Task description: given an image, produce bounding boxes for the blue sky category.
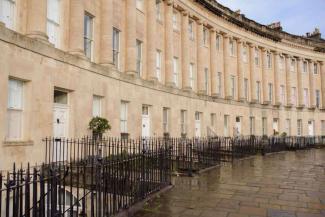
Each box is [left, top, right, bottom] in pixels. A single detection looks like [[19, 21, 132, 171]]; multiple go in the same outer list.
[[217, 0, 325, 37]]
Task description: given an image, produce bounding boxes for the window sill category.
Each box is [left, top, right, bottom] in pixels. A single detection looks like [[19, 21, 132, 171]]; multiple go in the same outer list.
[[3, 140, 34, 147]]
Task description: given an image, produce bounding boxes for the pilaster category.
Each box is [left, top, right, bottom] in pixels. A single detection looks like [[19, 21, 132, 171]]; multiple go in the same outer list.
[[99, 0, 113, 66], [237, 39, 245, 101], [125, 0, 137, 76], [165, 0, 175, 87], [26, 0, 48, 42], [147, 0, 158, 81], [181, 11, 191, 90], [248, 43, 257, 103]]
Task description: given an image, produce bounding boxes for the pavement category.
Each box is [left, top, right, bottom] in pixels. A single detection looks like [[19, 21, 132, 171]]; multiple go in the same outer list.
[[134, 149, 325, 217]]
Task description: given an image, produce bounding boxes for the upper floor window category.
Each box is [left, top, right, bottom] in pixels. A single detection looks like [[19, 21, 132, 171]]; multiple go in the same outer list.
[[244, 78, 248, 100], [0, 0, 16, 30], [120, 101, 128, 133], [203, 27, 209, 46], [229, 40, 235, 56], [189, 63, 194, 88], [314, 63, 318, 74], [136, 0, 144, 11], [156, 0, 162, 21], [173, 57, 179, 86], [136, 40, 143, 76], [303, 61, 308, 73], [268, 83, 273, 102], [204, 68, 209, 94], [256, 81, 261, 102], [216, 35, 220, 50], [187, 20, 194, 41], [113, 27, 120, 68], [230, 76, 235, 98], [217, 72, 222, 95], [84, 13, 94, 60], [280, 85, 285, 104], [92, 95, 102, 117], [254, 48, 259, 66], [267, 52, 272, 68], [303, 88, 309, 107], [172, 10, 178, 30], [7, 78, 24, 140], [242, 46, 247, 62], [316, 90, 320, 108], [156, 50, 162, 81], [290, 59, 295, 72], [47, 0, 60, 47], [291, 87, 296, 105], [279, 56, 284, 70]]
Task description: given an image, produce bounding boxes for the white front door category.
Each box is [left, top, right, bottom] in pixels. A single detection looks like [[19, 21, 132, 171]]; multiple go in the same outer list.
[[53, 105, 69, 138], [308, 121, 314, 136], [195, 120, 201, 137], [142, 115, 150, 138]]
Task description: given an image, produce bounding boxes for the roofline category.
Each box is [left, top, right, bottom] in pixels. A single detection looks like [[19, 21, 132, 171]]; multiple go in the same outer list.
[[195, 0, 325, 53]]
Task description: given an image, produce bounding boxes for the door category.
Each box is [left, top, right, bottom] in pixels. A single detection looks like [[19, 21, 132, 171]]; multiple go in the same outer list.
[[142, 106, 150, 138], [53, 105, 69, 138], [273, 119, 279, 135], [235, 117, 241, 136], [195, 112, 201, 137], [308, 120, 314, 136]]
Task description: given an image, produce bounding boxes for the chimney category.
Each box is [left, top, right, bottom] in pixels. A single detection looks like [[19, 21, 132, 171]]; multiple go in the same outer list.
[[306, 28, 321, 40], [267, 22, 282, 31]]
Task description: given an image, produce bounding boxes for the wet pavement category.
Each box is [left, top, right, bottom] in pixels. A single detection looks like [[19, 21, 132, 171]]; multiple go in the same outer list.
[[134, 149, 325, 217]]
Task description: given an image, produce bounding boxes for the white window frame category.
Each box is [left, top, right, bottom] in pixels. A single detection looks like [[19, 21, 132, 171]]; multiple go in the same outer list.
[[120, 101, 128, 133], [172, 10, 178, 30], [0, 0, 16, 30], [136, 39, 143, 76], [316, 89, 320, 108], [244, 78, 248, 100], [303, 88, 308, 107], [189, 63, 194, 88], [203, 27, 209, 46], [268, 83, 273, 102], [297, 119, 303, 136], [173, 57, 178, 86], [256, 81, 261, 102], [267, 52, 272, 68], [280, 85, 285, 104], [136, 0, 144, 11], [156, 50, 162, 81], [84, 12, 94, 60], [188, 20, 194, 40], [291, 87, 296, 106], [7, 78, 24, 141], [303, 61, 308, 73], [113, 27, 120, 69], [204, 68, 209, 94], [47, 0, 60, 47], [231, 76, 235, 98]]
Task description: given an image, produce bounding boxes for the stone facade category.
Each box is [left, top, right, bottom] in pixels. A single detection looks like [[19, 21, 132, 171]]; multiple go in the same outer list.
[[0, 0, 325, 170]]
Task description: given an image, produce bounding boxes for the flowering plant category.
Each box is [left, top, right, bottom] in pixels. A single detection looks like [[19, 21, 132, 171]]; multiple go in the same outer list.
[[89, 117, 111, 135]]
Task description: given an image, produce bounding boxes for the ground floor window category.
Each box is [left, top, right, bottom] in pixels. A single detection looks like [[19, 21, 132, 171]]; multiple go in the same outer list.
[[120, 101, 128, 134]]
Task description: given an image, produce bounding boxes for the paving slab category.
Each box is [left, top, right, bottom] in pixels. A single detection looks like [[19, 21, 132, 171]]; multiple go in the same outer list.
[[134, 149, 325, 217]]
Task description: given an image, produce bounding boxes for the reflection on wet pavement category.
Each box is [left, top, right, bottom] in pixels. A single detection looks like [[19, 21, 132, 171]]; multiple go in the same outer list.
[[134, 149, 325, 217]]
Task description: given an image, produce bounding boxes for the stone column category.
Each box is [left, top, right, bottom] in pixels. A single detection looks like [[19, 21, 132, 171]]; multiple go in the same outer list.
[[181, 11, 190, 90], [309, 60, 315, 108], [320, 61, 325, 109], [285, 54, 292, 106], [261, 48, 268, 104], [99, 0, 113, 66], [210, 28, 218, 96], [165, 0, 174, 86], [147, 0, 157, 81], [248, 43, 256, 103], [125, 0, 137, 75], [273, 51, 280, 105], [26, 0, 48, 42], [237, 39, 244, 101], [296, 58, 303, 107], [223, 34, 230, 98], [197, 20, 205, 94], [69, 0, 85, 57]]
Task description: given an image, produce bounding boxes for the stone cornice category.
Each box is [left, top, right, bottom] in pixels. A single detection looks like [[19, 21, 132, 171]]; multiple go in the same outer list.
[[194, 0, 325, 53]]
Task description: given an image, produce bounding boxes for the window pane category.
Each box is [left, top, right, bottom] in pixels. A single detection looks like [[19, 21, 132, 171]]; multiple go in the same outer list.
[[7, 109, 22, 140], [92, 96, 101, 117]]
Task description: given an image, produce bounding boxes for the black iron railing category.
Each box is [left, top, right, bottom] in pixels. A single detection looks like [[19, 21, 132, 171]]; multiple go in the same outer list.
[[0, 136, 324, 217]]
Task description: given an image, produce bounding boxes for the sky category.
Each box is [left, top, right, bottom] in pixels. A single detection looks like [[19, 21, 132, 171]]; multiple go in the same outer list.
[[216, 0, 325, 37]]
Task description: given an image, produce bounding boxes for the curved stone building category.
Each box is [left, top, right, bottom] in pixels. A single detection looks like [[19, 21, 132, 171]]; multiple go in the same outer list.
[[0, 0, 324, 169]]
